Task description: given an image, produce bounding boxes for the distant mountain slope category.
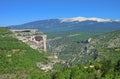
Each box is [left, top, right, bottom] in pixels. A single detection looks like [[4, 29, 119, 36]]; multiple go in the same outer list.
[[47, 29, 120, 65], [88, 30, 120, 62], [9, 17, 120, 32], [90, 30, 120, 49], [78, 30, 120, 63]]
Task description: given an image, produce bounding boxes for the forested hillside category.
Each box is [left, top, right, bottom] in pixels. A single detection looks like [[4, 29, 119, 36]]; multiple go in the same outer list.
[[47, 30, 102, 65], [52, 59, 120, 79], [0, 28, 120, 79], [49, 30, 120, 79], [0, 28, 50, 79], [47, 30, 120, 66], [89, 30, 120, 62]]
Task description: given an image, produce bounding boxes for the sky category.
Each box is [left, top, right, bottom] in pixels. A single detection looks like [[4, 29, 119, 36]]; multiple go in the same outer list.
[[0, 0, 120, 26]]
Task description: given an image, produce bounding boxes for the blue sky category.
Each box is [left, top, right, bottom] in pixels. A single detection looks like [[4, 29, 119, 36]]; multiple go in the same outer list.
[[0, 0, 120, 26]]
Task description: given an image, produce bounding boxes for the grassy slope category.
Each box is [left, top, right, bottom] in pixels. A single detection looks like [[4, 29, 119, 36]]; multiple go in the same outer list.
[[0, 28, 49, 78]]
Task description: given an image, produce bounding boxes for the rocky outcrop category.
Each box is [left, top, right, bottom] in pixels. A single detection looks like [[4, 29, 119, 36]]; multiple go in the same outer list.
[[11, 29, 47, 52]]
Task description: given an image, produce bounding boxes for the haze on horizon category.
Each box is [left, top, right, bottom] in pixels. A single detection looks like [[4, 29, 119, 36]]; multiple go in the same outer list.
[[0, 0, 120, 26]]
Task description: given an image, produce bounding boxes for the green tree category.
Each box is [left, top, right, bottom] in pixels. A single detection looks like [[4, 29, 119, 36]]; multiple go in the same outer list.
[[114, 59, 120, 72]]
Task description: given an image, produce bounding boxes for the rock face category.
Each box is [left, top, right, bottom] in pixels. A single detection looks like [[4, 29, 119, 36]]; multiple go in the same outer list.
[[11, 29, 47, 52]]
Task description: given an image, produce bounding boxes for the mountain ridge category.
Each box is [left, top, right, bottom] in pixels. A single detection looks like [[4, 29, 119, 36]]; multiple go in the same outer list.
[[60, 16, 120, 22], [8, 16, 120, 33]]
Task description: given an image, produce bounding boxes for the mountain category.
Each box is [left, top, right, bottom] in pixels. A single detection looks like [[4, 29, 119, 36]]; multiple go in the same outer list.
[[90, 30, 120, 49], [88, 30, 120, 61], [8, 16, 120, 65], [60, 17, 119, 22], [9, 17, 120, 33], [2, 16, 120, 78], [1, 28, 120, 79], [47, 29, 120, 65]]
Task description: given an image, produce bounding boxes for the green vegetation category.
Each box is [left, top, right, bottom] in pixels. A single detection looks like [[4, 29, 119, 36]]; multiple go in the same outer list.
[[0, 28, 49, 78], [51, 59, 120, 79], [47, 30, 103, 65], [47, 30, 120, 65], [89, 30, 120, 62], [46, 30, 102, 39], [49, 29, 120, 79], [0, 28, 120, 79]]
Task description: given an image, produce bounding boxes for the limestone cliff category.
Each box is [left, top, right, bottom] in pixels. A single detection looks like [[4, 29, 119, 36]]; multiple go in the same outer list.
[[11, 29, 47, 52]]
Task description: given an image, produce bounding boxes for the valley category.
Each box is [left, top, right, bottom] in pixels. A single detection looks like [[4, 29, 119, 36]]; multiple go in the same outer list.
[[1, 17, 120, 79], [1, 0, 120, 78], [47, 30, 120, 66]]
